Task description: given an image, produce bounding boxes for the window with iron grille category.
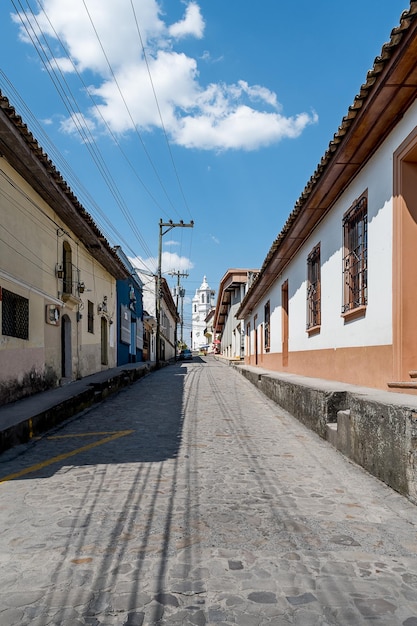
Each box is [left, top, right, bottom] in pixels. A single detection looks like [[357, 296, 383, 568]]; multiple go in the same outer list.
[[63, 241, 73, 295], [307, 244, 321, 330], [87, 300, 94, 334], [2, 289, 29, 339], [264, 300, 270, 350], [342, 195, 367, 314]]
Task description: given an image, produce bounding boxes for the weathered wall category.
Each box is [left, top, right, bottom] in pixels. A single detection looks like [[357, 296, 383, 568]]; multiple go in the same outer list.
[[232, 362, 417, 505]]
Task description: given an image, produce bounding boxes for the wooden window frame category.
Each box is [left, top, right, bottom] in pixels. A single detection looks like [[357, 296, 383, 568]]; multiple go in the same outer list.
[[87, 300, 94, 334]]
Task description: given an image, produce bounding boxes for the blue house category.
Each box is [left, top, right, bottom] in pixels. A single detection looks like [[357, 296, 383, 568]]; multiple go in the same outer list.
[[114, 247, 144, 365]]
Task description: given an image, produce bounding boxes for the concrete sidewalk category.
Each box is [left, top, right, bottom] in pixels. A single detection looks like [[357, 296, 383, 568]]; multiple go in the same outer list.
[[0, 362, 155, 453]]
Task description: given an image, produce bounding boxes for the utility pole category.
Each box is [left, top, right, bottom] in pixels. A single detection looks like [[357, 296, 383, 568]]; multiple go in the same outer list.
[[156, 219, 194, 366], [179, 286, 186, 343], [168, 269, 189, 357]]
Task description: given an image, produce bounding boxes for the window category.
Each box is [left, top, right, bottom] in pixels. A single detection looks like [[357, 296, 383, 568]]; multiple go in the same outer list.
[[87, 300, 94, 333], [2, 288, 29, 339], [246, 322, 251, 356], [342, 194, 367, 316], [264, 300, 270, 351], [120, 304, 131, 344], [307, 244, 321, 331], [63, 241, 73, 295]]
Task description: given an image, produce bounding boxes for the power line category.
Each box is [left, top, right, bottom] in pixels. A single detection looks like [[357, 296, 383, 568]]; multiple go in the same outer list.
[[81, 0, 181, 219], [130, 0, 193, 222], [9, 1, 157, 264]]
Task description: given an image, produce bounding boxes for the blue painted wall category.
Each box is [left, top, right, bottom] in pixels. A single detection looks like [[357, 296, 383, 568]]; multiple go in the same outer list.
[[116, 279, 144, 365]]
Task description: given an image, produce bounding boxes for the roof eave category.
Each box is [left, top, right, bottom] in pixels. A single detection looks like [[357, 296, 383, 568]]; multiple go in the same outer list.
[[238, 2, 417, 319]]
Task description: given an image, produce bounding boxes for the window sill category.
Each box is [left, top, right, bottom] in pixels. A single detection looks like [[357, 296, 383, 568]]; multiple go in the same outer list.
[[306, 325, 321, 337], [341, 305, 367, 323]]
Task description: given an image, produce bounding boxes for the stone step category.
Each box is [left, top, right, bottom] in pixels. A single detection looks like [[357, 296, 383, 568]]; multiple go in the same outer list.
[[326, 422, 338, 447], [326, 409, 351, 455], [387, 381, 417, 389]]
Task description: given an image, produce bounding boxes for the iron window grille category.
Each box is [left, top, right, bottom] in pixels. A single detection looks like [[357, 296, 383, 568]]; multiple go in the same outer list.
[[342, 195, 368, 314], [87, 300, 94, 333], [307, 244, 321, 329], [2, 288, 29, 340], [264, 300, 270, 350]]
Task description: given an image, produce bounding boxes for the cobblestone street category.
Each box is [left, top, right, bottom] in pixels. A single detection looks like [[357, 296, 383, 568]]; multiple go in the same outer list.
[[0, 357, 417, 625]]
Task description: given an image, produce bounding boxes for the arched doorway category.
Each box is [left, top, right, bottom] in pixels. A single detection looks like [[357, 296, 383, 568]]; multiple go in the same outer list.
[[61, 314, 72, 379]]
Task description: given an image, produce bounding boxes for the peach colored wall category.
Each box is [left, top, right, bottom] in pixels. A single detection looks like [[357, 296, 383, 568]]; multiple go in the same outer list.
[[393, 130, 417, 383], [245, 344, 395, 392]]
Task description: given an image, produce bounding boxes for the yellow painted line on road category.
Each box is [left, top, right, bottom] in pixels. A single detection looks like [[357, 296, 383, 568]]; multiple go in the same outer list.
[[48, 432, 126, 439], [0, 430, 134, 484]]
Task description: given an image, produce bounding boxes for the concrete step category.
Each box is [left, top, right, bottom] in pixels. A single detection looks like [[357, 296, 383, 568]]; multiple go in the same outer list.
[[326, 422, 338, 447], [387, 381, 417, 389], [326, 409, 351, 456]]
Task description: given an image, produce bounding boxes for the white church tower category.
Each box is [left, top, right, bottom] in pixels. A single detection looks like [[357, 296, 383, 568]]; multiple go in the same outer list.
[[192, 276, 215, 351]]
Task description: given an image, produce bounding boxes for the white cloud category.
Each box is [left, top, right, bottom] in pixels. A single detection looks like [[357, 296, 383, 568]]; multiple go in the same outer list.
[[131, 251, 194, 275], [169, 2, 204, 39], [60, 112, 97, 140], [13, 0, 318, 151]]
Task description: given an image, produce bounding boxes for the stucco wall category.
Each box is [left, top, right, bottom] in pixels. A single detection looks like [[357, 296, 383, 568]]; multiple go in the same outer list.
[[0, 157, 117, 402], [245, 99, 417, 390]]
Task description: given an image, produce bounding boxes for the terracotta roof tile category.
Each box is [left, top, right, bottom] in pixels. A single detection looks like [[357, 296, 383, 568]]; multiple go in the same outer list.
[[0, 92, 129, 279], [239, 2, 417, 316]]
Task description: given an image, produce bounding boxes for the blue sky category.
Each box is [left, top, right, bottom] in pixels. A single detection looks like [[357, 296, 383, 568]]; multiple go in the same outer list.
[[0, 1, 409, 343]]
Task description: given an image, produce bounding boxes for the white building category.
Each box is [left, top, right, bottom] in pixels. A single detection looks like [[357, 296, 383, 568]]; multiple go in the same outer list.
[[191, 276, 215, 351], [135, 270, 178, 362], [213, 269, 258, 360], [237, 3, 417, 394]]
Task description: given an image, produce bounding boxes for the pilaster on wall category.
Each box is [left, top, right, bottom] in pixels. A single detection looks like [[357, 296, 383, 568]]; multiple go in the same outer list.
[[393, 127, 417, 384]]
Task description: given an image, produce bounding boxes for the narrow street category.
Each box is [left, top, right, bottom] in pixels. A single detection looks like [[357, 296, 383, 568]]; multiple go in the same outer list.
[[0, 357, 417, 625]]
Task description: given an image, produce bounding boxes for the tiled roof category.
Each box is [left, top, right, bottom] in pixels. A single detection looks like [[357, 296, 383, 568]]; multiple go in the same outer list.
[[239, 1, 417, 317], [0, 92, 129, 280]]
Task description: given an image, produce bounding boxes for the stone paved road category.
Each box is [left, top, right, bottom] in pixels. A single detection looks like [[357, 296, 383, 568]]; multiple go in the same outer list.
[[0, 357, 417, 625]]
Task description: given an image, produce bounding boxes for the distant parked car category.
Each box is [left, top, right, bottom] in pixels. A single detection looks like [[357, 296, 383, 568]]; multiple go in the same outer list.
[[178, 349, 193, 361]]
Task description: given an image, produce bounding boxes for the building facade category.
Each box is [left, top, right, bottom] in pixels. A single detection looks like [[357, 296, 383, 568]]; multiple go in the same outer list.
[[213, 270, 258, 360], [114, 247, 144, 366], [0, 91, 129, 404], [136, 269, 179, 362], [237, 3, 417, 394]]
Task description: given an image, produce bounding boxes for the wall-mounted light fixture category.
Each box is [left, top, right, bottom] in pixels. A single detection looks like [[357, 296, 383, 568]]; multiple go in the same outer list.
[[97, 296, 108, 314], [55, 263, 64, 279]]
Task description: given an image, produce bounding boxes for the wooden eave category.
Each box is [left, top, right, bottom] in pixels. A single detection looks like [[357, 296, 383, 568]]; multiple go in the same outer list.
[[0, 93, 129, 280], [213, 268, 258, 333], [238, 2, 417, 318]]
